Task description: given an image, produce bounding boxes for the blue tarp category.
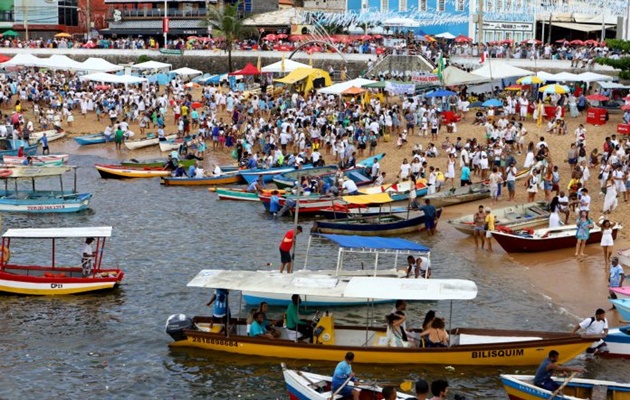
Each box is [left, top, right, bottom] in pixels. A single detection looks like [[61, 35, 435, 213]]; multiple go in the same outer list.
[[425, 89, 457, 98], [320, 234, 430, 252]]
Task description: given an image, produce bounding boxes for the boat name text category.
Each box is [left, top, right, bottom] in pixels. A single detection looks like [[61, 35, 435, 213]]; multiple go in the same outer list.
[[471, 349, 524, 358], [27, 205, 66, 210], [192, 337, 239, 347], [50, 283, 63, 288]]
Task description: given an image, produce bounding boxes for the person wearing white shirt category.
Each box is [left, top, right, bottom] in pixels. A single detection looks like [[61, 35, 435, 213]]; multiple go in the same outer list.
[[341, 178, 359, 195], [572, 308, 609, 354]]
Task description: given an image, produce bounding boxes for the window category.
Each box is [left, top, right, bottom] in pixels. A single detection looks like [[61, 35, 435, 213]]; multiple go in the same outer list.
[[456, 0, 464, 10], [399, 0, 407, 11], [58, 0, 78, 26], [381, 0, 388, 10], [495, 0, 502, 11], [485, 0, 493, 12], [437, 0, 445, 11], [419, 0, 427, 11]]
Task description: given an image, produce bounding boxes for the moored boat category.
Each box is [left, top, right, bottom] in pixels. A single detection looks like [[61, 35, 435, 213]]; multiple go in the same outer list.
[[492, 224, 621, 253], [259, 193, 342, 215], [312, 209, 442, 236], [501, 374, 630, 400], [282, 364, 415, 400], [448, 201, 550, 235], [74, 133, 107, 146], [212, 187, 286, 202], [120, 157, 196, 168], [124, 133, 177, 150], [0, 226, 124, 295], [0, 139, 38, 158], [161, 172, 244, 186], [320, 203, 409, 219], [28, 129, 66, 144], [95, 164, 171, 179], [167, 270, 593, 366], [360, 180, 429, 201], [273, 166, 339, 189], [610, 287, 630, 300], [610, 298, 630, 321], [159, 136, 195, 152], [617, 247, 630, 267], [423, 183, 490, 208], [604, 325, 630, 358], [239, 165, 312, 184], [4, 154, 69, 166]]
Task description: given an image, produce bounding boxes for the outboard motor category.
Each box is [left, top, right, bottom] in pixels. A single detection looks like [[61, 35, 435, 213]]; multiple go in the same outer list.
[[165, 314, 193, 341]]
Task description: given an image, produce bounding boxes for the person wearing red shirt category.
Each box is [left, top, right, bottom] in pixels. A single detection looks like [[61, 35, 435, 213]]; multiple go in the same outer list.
[[279, 226, 302, 273]]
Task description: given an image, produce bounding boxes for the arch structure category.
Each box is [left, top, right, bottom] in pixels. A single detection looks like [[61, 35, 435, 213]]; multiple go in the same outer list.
[[288, 40, 349, 65]]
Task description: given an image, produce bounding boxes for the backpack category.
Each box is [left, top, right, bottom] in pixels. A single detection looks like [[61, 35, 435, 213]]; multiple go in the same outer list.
[[586, 317, 595, 329]]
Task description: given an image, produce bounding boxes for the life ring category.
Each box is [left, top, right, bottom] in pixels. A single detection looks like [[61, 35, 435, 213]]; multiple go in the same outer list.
[[0, 245, 10, 263], [0, 169, 12, 178]]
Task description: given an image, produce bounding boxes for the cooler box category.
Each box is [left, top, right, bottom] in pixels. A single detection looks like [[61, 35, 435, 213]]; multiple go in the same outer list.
[[618, 124, 630, 134], [586, 108, 607, 126]]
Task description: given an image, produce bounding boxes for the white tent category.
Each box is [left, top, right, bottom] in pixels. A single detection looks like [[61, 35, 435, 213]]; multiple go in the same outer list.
[[261, 59, 311, 74], [435, 32, 456, 39], [553, 72, 580, 82], [442, 66, 486, 86], [45, 55, 86, 71], [80, 72, 147, 85], [1, 53, 45, 68], [471, 61, 532, 79], [536, 71, 557, 82], [317, 78, 376, 95], [576, 72, 613, 82], [171, 67, 203, 78], [80, 57, 124, 72], [132, 60, 172, 71]]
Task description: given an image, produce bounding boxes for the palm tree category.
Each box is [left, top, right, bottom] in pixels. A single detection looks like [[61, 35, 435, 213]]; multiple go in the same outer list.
[[205, 1, 253, 72]]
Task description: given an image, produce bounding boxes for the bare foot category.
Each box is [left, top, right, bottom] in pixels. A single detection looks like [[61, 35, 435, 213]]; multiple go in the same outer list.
[[580, 253, 586, 256]]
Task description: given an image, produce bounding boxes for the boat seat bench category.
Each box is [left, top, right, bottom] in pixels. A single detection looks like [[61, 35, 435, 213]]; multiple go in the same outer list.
[[590, 385, 608, 400]]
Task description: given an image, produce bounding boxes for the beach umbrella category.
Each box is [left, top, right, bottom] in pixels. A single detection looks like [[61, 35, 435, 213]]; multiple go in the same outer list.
[[425, 89, 457, 97], [584, 39, 599, 46], [454, 35, 472, 43], [517, 75, 543, 84], [277, 33, 288, 39], [569, 39, 584, 45], [55, 32, 72, 38], [469, 101, 483, 108], [359, 34, 372, 41], [586, 94, 609, 101], [555, 38, 567, 43], [373, 34, 383, 39], [482, 99, 503, 107], [289, 35, 304, 42], [263, 34, 277, 41], [622, 105, 630, 111], [539, 84, 569, 94], [2, 30, 19, 37]]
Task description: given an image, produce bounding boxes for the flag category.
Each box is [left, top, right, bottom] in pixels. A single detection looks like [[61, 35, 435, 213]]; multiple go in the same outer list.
[[281, 54, 285, 73], [436, 52, 445, 84], [256, 55, 261, 72], [480, 51, 488, 64]]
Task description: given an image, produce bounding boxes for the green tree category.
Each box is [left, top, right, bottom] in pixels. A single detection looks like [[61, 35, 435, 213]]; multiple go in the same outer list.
[[205, 1, 253, 72], [595, 39, 630, 79]]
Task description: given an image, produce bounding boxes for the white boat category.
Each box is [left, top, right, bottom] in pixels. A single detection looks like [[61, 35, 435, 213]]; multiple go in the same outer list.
[[3, 154, 69, 166], [605, 325, 630, 358], [242, 234, 428, 306], [617, 247, 630, 267], [448, 201, 550, 235], [124, 134, 177, 150], [28, 129, 66, 144], [159, 137, 193, 152], [282, 364, 415, 400], [501, 374, 630, 400]]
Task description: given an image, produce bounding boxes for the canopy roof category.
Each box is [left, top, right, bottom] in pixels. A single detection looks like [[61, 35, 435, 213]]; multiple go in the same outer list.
[[471, 61, 532, 79], [46, 55, 86, 71], [320, 234, 430, 252], [553, 72, 580, 82], [132, 60, 172, 70], [80, 72, 148, 85], [1, 53, 44, 68], [81, 57, 124, 72], [171, 67, 203, 77], [229, 63, 260, 76], [442, 66, 486, 86], [319, 78, 376, 95], [341, 193, 392, 205], [435, 32, 456, 39], [536, 71, 557, 81], [3, 226, 112, 238], [576, 72, 613, 82], [598, 81, 630, 89], [261, 59, 311, 73], [276, 67, 323, 84], [186, 270, 477, 300]]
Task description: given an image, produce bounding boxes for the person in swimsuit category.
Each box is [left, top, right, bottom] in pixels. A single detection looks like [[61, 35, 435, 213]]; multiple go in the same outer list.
[[420, 318, 449, 348], [473, 205, 486, 249]]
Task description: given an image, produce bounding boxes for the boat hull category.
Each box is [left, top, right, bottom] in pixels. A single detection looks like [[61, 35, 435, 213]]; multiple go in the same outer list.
[[311, 209, 442, 236], [121, 158, 196, 168], [214, 188, 285, 202], [124, 134, 177, 150], [604, 326, 630, 358], [611, 287, 630, 300], [501, 374, 630, 400], [169, 324, 592, 366], [74, 134, 107, 145], [0, 191, 92, 213], [492, 227, 617, 253], [610, 299, 630, 321], [30, 129, 66, 143], [424, 184, 490, 208], [0, 267, 123, 295], [161, 174, 244, 186], [448, 201, 549, 235], [242, 291, 391, 306], [3, 155, 68, 166], [95, 164, 171, 179], [320, 205, 409, 219]]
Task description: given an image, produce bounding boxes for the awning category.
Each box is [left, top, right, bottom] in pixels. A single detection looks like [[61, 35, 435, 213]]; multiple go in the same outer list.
[[320, 234, 430, 252], [598, 81, 630, 89], [341, 193, 392, 205], [275, 67, 317, 84], [3, 227, 112, 238], [550, 22, 615, 32]]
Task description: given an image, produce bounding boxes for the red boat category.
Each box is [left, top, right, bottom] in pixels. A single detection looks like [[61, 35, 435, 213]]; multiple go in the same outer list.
[[491, 224, 621, 253]]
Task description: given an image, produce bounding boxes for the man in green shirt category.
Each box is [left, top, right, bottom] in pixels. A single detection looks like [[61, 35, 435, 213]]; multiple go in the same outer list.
[[114, 126, 124, 150], [285, 294, 313, 343]]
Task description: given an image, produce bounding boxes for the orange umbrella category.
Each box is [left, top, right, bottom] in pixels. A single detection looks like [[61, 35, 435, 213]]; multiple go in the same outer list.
[[341, 86, 366, 95], [55, 32, 72, 38]]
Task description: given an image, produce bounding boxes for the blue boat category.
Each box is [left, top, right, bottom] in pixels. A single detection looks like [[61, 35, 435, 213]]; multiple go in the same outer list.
[[611, 298, 630, 321], [606, 325, 630, 358], [239, 165, 315, 185], [272, 165, 339, 189], [0, 139, 38, 158], [74, 133, 107, 146]]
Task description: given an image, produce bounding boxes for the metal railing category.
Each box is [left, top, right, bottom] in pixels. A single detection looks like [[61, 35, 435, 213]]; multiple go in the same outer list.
[[111, 8, 207, 19]]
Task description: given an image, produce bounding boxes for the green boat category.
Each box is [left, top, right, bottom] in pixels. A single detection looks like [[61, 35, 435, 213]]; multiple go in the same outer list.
[[214, 188, 286, 202], [121, 158, 196, 168], [159, 48, 183, 56]]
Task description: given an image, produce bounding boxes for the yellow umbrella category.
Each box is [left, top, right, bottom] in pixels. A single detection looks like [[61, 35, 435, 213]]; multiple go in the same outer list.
[[516, 75, 543, 84], [54, 32, 72, 38], [539, 84, 569, 94]]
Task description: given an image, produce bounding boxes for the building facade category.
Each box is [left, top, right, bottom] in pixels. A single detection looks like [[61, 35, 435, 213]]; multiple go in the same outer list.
[[11, 0, 106, 38], [470, 0, 535, 42]]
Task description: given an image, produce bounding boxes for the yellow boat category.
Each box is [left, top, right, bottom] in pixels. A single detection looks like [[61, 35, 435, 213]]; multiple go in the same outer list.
[[501, 374, 630, 400], [166, 271, 593, 366]]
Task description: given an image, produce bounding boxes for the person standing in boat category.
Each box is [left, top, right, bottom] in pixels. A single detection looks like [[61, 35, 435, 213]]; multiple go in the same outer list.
[[206, 288, 230, 332], [332, 352, 360, 400], [81, 238, 95, 277], [285, 294, 313, 343], [533, 350, 584, 392], [279, 226, 302, 273]]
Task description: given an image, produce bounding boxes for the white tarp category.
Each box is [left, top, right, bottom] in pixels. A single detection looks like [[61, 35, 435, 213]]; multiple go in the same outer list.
[[435, 32, 456, 39], [472, 61, 532, 79], [132, 60, 172, 71], [261, 59, 311, 74], [171, 67, 203, 77], [318, 78, 376, 95], [80, 72, 147, 85], [80, 57, 124, 72], [1, 53, 45, 68], [577, 72, 613, 82], [45, 55, 86, 71], [553, 72, 580, 82], [598, 81, 630, 89], [536, 71, 557, 82], [382, 17, 420, 27], [442, 66, 486, 86]]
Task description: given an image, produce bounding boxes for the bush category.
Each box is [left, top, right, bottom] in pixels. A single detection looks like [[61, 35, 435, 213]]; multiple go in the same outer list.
[[137, 55, 153, 64]]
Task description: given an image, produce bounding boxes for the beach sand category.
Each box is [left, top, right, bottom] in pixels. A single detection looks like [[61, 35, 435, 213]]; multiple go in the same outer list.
[[24, 93, 629, 325]]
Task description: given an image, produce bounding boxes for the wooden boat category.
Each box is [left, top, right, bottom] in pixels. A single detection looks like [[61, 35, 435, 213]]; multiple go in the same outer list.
[[312, 209, 442, 236], [610, 299, 630, 321], [159, 48, 183, 55], [4, 154, 69, 166], [124, 134, 177, 150], [359, 180, 429, 202], [0, 166, 92, 213], [120, 158, 196, 168], [448, 201, 550, 235], [168, 270, 593, 366], [0, 226, 124, 295], [273, 166, 339, 189], [491, 224, 621, 253], [282, 365, 415, 400], [0, 139, 38, 158], [212, 187, 286, 202], [610, 287, 630, 300], [161, 172, 244, 186], [74, 133, 107, 146], [95, 164, 171, 179], [320, 204, 409, 219], [159, 136, 195, 152], [239, 165, 313, 185], [501, 374, 630, 400], [259, 193, 342, 215], [604, 325, 630, 358], [28, 129, 66, 144], [423, 183, 490, 208]]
